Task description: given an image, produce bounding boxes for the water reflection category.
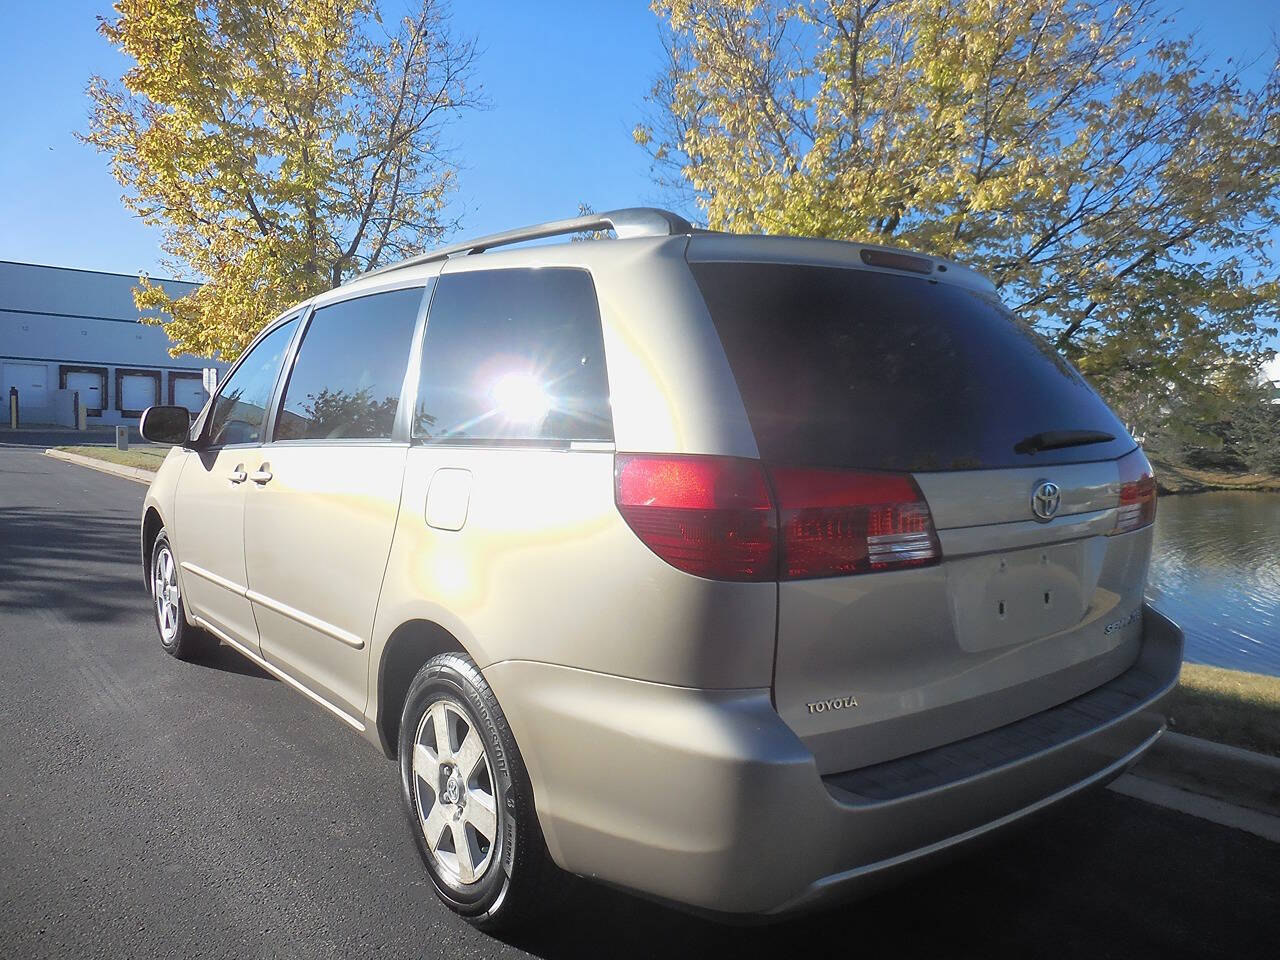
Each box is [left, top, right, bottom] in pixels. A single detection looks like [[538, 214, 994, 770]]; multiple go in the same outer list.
[[1146, 492, 1280, 676]]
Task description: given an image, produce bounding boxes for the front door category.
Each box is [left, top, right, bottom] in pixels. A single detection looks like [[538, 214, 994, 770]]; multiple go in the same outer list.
[[242, 285, 424, 718], [173, 316, 300, 648], [174, 447, 255, 643]]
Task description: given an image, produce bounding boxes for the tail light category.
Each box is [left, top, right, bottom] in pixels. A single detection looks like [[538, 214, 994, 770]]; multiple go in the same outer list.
[[770, 466, 940, 578], [1112, 450, 1157, 535], [614, 454, 940, 581], [614, 455, 776, 581]]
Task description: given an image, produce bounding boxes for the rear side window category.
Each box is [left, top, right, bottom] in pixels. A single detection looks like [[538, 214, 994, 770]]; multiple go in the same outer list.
[[691, 262, 1133, 471], [206, 316, 299, 446], [274, 287, 423, 441], [414, 268, 612, 443]]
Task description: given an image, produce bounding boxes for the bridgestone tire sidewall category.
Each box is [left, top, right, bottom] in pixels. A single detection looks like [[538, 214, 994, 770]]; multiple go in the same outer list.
[[398, 655, 521, 920]]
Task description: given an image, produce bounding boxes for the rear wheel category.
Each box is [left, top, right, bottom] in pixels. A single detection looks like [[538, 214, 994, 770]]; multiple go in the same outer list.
[[397, 652, 558, 930], [150, 530, 207, 659]]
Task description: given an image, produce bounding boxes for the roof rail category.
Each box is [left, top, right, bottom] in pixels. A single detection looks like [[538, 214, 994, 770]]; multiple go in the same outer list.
[[359, 207, 695, 280]]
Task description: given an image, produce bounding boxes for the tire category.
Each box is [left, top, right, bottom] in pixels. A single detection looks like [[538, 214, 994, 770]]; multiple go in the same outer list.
[[398, 652, 559, 930], [150, 529, 207, 659]]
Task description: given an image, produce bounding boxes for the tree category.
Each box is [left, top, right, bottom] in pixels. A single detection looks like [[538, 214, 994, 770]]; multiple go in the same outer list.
[[637, 0, 1280, 431], [84, 0, 482, 360], [570, 202, 615, 241], [276, 386, 400, 439]]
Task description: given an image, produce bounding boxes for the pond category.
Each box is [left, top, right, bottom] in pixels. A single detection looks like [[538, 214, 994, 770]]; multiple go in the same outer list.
[[1146, 491, 1280, 677]]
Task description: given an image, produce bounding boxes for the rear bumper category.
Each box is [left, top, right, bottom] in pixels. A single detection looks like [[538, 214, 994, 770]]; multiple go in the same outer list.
[[484, 603, 1182, 917]]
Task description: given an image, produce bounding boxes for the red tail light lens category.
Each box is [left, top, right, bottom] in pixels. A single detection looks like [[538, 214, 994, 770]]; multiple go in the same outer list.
[[770, 466, 941, 579], [615, 455, 941, 581], [614, 455, 777, 581], [1112, 450, 1157, 535]]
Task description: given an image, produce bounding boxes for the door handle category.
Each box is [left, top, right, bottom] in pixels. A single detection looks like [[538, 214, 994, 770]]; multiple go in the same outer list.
[[228, 467, 247, 484], [249, 465, 273, 485]]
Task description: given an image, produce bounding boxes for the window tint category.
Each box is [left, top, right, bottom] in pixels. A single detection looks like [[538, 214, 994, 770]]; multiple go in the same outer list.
[[692, 262, 1134, 471], [206, 317, 299, 446], [414, 269, 612, 443], [274, 288, 423, 441]]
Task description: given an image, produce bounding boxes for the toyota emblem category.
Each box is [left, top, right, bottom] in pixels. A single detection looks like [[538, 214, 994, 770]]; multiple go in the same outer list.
[[1031, 480, 1061, 521]]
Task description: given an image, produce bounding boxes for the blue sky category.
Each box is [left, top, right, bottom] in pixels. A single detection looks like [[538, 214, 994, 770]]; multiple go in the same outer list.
[[0, 0, 667, 277], [0, 0, 1275, 313]]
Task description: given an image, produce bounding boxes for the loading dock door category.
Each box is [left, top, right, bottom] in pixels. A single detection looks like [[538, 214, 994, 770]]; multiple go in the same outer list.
[[171, 375, 207, 414], [65, 370, 105, 415], [2, 362, 48, 410], [119, 372, 159, 415]]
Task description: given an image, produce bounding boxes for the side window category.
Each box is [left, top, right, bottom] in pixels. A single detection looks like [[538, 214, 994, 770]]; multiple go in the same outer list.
[[206, 316, 299, 446], [414, 269, 612, 443], [274, 287, 423, 441]]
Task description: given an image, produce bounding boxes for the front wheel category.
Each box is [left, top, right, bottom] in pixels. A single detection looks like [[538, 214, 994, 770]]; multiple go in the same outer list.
[[397, 652, 559, 930], [150, 530, 208, 659]]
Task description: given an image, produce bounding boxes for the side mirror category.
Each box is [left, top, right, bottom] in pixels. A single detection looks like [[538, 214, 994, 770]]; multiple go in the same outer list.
[[139, 405, 192, 445]]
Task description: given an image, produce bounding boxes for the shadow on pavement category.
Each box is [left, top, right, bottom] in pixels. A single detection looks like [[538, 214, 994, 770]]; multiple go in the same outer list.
[[498, 791, 1276, 959], [0, 505, 145, 623], [0, 476, 270, 685], [190, 638, 275, 681]]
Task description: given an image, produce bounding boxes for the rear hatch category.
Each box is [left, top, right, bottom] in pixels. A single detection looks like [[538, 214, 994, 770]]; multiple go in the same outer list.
[[690, 254, 1157, 775]]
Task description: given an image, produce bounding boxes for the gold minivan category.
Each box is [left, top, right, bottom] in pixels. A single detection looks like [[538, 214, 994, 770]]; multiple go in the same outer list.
[[140, 208, 1183, 929]]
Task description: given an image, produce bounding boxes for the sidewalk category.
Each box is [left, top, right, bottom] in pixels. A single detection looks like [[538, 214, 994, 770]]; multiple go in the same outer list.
[[1106, 728, 1280, 844], [1, 425, 144, 448], [44, 446, 164, 483]]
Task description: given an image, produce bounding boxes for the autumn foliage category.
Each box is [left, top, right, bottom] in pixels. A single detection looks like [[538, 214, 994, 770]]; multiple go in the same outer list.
[[84, 0, 481, 360], [637, 0, 1280, 442]]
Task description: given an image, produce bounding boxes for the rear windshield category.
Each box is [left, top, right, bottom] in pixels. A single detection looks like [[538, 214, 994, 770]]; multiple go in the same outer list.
[[691, 261, 1134, 472]]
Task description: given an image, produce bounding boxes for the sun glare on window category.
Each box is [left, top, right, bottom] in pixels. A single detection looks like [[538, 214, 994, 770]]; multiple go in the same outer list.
[[489, 371, 551, 425]]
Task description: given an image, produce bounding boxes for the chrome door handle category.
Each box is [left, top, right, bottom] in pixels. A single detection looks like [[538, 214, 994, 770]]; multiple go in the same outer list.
[[249, 467, 273, 484], [228, 468, 247, 484]]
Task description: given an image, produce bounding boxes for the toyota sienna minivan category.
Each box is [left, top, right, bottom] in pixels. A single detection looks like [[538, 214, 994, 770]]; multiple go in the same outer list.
[[138, 207, 1183, 929]]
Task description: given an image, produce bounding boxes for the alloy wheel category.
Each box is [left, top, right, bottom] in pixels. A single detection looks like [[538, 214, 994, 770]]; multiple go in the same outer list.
[[411, 699, 499, 888], [153, 545, 180, 644]]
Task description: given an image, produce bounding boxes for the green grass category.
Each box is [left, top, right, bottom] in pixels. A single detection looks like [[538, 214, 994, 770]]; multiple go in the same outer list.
[[55, 444, 169, 471], [1146, 452, 1280, 495], [1168, 663, 1280, 757]]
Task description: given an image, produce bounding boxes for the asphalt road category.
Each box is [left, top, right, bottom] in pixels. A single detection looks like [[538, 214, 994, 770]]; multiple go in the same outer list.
[[0, 447, 1275, 960]]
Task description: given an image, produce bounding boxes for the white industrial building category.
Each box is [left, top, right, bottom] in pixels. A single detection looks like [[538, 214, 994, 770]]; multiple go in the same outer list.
[[1, 261, 227, 427]]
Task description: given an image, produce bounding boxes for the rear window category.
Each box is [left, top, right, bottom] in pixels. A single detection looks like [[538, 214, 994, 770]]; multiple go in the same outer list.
[[692, 262, 1134, 471], [413, 268, 612, 444]]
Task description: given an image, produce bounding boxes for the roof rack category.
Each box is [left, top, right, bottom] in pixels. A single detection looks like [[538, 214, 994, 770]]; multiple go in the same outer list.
[[359, 207, 695, 280]]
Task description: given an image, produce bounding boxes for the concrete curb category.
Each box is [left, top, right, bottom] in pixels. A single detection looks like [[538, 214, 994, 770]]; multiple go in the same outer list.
[[44, 448, 157, 485], [1110, 774, 1280, 843], [1131, 731, 1280, 818]]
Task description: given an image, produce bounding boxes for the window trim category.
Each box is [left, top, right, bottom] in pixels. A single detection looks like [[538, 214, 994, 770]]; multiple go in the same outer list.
[[394, 278, 436, 444], [412, 436, 576, 451], [264, 282, 432, 446]]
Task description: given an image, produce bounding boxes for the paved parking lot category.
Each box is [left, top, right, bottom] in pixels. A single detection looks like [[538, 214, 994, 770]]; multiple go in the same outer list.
[[0, 446, 1275, 959], [0, 426, 146, 448]]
